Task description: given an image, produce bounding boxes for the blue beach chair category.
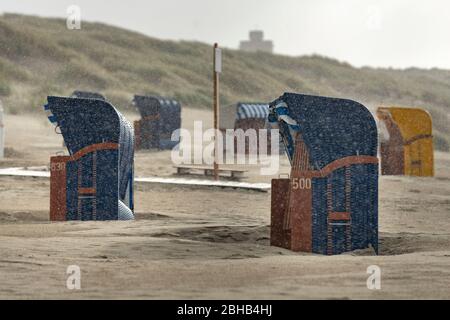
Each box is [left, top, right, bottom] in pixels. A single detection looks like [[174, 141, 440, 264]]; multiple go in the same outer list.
[[45, 96, 134, 221], [269, 93, 379, 254]]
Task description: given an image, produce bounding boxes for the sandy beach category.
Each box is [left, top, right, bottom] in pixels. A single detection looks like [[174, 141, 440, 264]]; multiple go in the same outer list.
[[0, 110, 449, 299]]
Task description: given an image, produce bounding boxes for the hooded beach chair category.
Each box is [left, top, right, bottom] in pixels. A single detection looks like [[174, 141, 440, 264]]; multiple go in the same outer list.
[[133, 95, 181, 150], [269, 93, 379, 255], [219, 102, 281, 154], [376, 107, 434, 176], [71, 90, 107, 101], [44, 96, 134, 221]]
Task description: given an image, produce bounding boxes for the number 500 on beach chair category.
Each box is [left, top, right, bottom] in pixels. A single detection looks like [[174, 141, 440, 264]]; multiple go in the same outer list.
[[44, 96, 135, 221]]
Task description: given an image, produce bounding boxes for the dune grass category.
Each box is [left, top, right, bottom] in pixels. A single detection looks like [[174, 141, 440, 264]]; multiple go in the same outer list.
[[0, 13, 449, 150]]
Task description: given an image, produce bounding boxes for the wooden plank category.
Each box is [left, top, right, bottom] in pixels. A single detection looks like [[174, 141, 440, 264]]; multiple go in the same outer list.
[[50, 156, 69, 221], [328, 211, 351, 221], [175, 165, 246, 173], [177, 167, 191, 175], [174, 166, 247, 180], [271, 179, 291, 249], [231, 171, 245, 178]]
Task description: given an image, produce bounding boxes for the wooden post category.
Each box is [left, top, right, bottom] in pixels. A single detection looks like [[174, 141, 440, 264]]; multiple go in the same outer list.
[[0, 102, 4, 159], [213, 43, 221, 180]]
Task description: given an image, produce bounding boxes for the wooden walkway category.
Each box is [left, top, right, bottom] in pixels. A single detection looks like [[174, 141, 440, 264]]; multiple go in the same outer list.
[[0, 167, 270, 192]]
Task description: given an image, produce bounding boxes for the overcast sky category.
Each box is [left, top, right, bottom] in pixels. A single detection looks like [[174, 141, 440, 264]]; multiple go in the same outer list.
[[1, 0, 449, 69]]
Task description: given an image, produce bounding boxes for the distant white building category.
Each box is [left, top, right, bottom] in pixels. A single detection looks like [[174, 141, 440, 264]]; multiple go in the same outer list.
[[239, 30, 273, 53]]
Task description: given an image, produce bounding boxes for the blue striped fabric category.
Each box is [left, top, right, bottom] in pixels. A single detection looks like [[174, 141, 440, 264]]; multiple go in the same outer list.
[[237, 103, 269, 120]]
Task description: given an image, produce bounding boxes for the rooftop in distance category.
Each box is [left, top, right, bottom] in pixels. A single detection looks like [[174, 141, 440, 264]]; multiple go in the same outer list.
[[239, 30, 273, 53]]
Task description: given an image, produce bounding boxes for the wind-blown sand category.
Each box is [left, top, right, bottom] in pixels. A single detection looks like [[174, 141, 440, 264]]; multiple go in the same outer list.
[[0, 111, 449, 299]]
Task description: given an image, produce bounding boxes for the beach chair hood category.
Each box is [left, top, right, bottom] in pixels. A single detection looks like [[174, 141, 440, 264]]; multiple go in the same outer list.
[[269, 93, 378, 167], [71, 90, 107, 101]]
